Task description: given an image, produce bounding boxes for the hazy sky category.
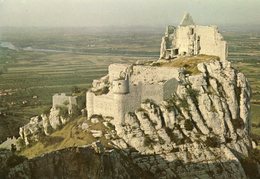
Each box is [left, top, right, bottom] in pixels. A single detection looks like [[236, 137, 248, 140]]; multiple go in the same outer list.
[[0, 0, 260, 27]]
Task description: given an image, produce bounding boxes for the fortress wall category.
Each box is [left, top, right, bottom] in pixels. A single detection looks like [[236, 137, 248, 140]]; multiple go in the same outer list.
[[131, 66, 179, 84], [87, 85, 142, 122], [69, 97, 77, 106], [141, 84, 164, 103], [68, 96, 77, 113], [53, 93, 78, 114], [92, 93, 115, 117], [195, 26, 227, 60], [87, 66, 180, 121], [113, 84, 142, 124], [112, 79, 129, 94], [125, 85, 142, 111], [175, 26, 191, 54], [108, 64, 131, 82], [86, 92, 94, 117]]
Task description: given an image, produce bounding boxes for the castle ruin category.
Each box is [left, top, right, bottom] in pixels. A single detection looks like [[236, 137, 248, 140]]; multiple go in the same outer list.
[[160, 13, 228, 60], [86, 13, 228, 124], [87, 64, 179, 124], [52, 93, 77, 114]]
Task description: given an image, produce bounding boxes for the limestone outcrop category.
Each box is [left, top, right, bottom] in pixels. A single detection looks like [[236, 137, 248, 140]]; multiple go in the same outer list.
[[18, 107, 70, 146], [3, 59, 259, 178], [95, 59, 256, 178]]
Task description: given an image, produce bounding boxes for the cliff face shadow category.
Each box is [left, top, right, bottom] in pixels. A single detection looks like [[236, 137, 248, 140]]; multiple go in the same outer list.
[[3, 146, 260, 179]]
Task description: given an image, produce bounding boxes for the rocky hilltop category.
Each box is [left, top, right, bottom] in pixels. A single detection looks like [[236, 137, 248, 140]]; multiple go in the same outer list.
[[1, 56, 260, 179], [1, 13, 259, 179]]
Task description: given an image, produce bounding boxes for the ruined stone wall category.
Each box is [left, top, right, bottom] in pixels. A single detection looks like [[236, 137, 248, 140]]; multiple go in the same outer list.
[[52, 93, 70, 108], [195, 26, 227, 61], [175, 25, 227, 60], [52, 93, 77, 109], [114, 85, 142, 124], [175, 26, 191, 55], [131, 66, 179, 84], [87, 64, 179, 122], [108, 64, 130, 82]]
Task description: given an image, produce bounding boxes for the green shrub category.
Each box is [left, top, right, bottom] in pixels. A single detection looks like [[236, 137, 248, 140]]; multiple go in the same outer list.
[[232, 118, 244, 129], [171, 147, 180, 152], [71, 86, 80, 94], [143, 99, 155, 104], [144, 135, 153, 147], [70, 104, 81, 117], [42, 106, 51, 115], [179, 99, 189, 110], [165, 127, 175, 141], [205, 136, 220, 148], [107, 122, 115, 130], [6, 155, 27, 168], [186, 87, 200, 103], [184, 119, 194, 131], [225, 137, 233, 143], [158, 137, 165, 145], [16, 138, 26, 150], [76, 95, 86, 110], [240, 155, 260, 178], [41, 136, 64, 147], [58, 106, 69, 118], [136, 108, 146, 112]]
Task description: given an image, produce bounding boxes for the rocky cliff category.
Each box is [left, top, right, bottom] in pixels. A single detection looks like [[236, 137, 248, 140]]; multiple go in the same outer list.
[[4, 58, 260, 179], [18, 107, 71, 146], [105, 59, 256, 178], [1, 143, 153, 179]]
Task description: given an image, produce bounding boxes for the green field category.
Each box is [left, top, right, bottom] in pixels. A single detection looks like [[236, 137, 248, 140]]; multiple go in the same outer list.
[[0, 27, 259, 142]]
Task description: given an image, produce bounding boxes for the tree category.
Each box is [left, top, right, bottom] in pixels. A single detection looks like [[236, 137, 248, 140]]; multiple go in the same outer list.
[[71, 86, 80, 94]]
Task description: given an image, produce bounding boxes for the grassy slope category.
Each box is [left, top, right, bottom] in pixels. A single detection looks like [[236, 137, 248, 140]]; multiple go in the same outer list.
[[19, 117, 111, 159], [158, 55, 219, 74]]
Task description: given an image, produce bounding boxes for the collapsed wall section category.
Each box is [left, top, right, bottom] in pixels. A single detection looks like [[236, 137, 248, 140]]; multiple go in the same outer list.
[[175, 25, 227, 60], [52, 93, 77, 113]]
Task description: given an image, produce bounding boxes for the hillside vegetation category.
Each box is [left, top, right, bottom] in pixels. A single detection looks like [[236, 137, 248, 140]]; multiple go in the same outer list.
[[156, 54, 220, 74], [19, 116, 111, 159]]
